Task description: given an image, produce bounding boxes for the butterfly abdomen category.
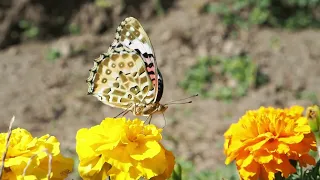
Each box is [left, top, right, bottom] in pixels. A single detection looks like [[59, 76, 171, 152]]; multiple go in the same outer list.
[[156, 69, 164, 102]]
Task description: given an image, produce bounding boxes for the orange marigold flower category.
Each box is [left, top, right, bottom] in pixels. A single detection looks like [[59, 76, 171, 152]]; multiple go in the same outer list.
[[224, 106, 317, 180], [76, 117, 175, 180]]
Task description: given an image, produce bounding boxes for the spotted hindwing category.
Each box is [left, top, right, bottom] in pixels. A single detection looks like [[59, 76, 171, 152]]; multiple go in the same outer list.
[[110, 17, 164, 103], [87, 43, 156, 109]]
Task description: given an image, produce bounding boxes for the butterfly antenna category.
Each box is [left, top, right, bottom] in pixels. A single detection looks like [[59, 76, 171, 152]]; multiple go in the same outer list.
[[161, 112, 167, 128], [164, 94, 198, 105], [165, 101, 193, 105]]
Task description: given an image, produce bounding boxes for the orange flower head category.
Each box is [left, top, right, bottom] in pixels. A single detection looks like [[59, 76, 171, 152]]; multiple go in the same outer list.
[[224, 106, 317, 180]]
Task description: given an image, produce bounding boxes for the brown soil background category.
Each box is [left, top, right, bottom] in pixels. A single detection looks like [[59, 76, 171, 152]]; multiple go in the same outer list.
[[0, 0, 319, 179]]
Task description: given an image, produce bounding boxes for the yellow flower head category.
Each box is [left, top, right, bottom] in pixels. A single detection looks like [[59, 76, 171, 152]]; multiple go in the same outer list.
[[224, 106, 317, 180], [76, 117, 175, 180], [0, 128, 74, 179]]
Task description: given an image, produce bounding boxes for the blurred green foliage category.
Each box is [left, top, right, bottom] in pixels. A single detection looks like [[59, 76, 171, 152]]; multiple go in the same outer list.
[[155, 0, 165, 16], [180, 55, 268, 101], [269, 36, 282, 51], [121, 0, 171, 16], [287, 160, 320, 180], [203, 0, 320, 30], [95, 0, 113, 8], [170, 159, 239, 180], [46, 48, 61, 62], [67, 23, 81, 35], [296, 90, 319, 105], [18, 20, 39, 39], [169, 156, 320, 179]]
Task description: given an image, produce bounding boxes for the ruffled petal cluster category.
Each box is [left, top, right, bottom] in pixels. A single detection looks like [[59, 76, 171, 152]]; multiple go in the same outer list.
[[76, 117, 175, 180], [0, 128, 74, 179], [224, 106, 317, 180]]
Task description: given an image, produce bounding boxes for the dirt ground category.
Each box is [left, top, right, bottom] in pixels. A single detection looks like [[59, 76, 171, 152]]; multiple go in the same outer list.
[[0, 0, 319, 179]]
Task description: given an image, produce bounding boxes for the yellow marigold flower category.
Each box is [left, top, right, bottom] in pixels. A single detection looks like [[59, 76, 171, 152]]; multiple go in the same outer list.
[[0, 128, 74, 180], [224, 106, 317, 180], [76, 117, 175, 180]]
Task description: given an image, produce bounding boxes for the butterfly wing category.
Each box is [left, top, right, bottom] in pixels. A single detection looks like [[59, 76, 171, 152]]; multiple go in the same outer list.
[[110, 17, 164, 103], [87, 43, 156, 109]]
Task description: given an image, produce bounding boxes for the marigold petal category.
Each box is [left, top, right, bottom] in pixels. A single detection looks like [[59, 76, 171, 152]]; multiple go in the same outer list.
[[298, 154, 316, 167], [78, 154, 110, 178], [246, 137, 269, 152], [17, 175, 38, 180], [279, 134, 304, 145], [238, 160, 260, 180], [105, 145, 133, 172], [129, 141, 161, 160], [274, 143, 290, 154], [241, 154, 254, 167], [108, 166, 139, 180], [150, 148, 175, 180], [136, 147, 167, 179], [4, 171, 19, 180], [76, 129, 100, 160], [36, 135, 61, 157], [50, 154, 74, 179], [80, 161, 111, 180], [5, 157, 30, 168], [255, 151, 273, 164], [264, 158, 296, 178]]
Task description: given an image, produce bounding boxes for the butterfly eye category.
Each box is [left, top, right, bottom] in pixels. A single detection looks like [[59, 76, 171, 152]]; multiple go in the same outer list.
[[136, 106, 143, 112]]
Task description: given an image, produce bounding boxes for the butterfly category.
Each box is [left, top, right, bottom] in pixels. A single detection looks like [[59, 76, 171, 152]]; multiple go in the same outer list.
[[86, 17, 168, 122]]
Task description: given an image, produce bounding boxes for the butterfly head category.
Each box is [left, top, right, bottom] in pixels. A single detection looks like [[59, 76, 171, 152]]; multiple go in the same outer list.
[[133, 103, 168, 116], [155, 103, 169, 113]]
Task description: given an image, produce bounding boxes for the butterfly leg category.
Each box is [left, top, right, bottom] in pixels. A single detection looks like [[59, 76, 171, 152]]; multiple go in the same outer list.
[[145, 115, 153, 124], [114, 105, 132, 118], [114, 109, 131, 118], [161, 112, 167, 128], [121, 110, 129, 117], [114, 109, 128, 118]]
